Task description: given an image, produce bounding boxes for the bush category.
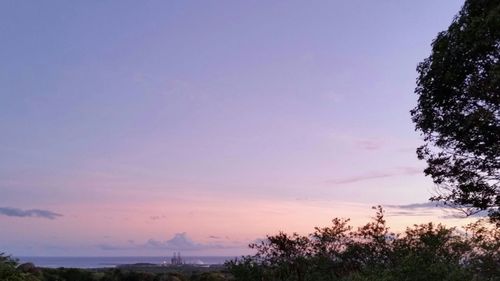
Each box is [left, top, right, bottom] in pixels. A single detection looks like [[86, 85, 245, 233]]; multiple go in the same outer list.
[[226, 207, 499, 281]]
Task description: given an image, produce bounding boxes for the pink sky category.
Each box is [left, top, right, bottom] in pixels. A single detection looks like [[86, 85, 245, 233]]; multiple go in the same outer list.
[[0, 0, 470, 256]]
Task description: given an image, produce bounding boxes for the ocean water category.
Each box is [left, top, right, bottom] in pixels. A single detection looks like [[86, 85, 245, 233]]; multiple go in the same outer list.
[[16, 256, 236, 268]]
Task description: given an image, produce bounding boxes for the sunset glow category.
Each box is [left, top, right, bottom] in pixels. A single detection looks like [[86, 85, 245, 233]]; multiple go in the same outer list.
[[1, 0, 470, 257]]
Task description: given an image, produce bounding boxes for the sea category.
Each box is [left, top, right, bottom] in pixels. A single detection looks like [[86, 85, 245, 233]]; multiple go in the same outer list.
[[16, 256, 236, 269]]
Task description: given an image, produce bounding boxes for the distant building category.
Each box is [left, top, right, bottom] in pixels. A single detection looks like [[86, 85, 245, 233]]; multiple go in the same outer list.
[[171, 252, 183, 265]]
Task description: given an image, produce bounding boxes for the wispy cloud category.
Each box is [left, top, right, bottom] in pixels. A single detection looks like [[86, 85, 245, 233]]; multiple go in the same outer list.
[[384, 202, 447, 217], [387, 210, 434, 217], [150, 215, 166, 221], [330, 134, 386, 151], [0, 207, 63, 220], [328, 166, 423, 185], [329, 133, 422, 152], [385, 202, 446, 210], [329, 171, 394, 184], [355, 139, 384, 151], [383, 201, 490, 219]]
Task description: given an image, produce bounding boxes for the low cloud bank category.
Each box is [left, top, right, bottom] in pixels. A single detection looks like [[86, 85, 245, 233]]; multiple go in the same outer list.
[[99, 232, 242, 252]]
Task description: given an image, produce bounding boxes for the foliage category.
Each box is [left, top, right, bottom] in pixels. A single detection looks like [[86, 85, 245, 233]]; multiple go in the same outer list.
[[0, 256, 228, 281], [463, 219, 500, 279], [227, 206, 500, 281], [224, 256, 266, 281], [191, 272, 227, 281], [411, 0, 500, 222], [0, 253, 40, 281]]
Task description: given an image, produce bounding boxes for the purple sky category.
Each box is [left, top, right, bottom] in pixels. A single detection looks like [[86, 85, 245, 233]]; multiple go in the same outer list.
[[0, 1, 468, 256]]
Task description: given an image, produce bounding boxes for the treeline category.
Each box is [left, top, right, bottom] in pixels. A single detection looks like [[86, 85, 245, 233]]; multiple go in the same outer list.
[[2, 207, 499, 281], [226, 206, 499, 281], [0, 257, 229, 281]]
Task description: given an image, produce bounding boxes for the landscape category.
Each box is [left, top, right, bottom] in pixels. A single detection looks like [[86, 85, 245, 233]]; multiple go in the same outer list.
[[0, 0, 498, 281]]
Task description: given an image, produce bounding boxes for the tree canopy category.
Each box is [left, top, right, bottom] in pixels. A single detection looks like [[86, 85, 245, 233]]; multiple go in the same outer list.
[[227, 207, 500, 281], [411, 0, 500, 222]]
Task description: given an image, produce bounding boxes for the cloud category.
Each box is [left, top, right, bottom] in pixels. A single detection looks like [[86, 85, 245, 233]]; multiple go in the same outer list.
[[387, 210, 434, 217], [385, 202, 447, 210], [383, 201, 490, 218], [150, 215, 166, 221], [0, 207, 62, 220], [146, 232, 241, 250], [329, 171, 394, 184], [384, 201, 448, 217], [328, 166, 423, 185], [355, 139, 384, 151], [439, 211, 489, 219], [330, 135, 385, 151], [99, 232, 240, 252], [146, 232, 209, 250], [329, 133, 422, 153]]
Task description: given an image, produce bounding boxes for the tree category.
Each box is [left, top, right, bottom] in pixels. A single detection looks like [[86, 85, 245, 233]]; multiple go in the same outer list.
[[0, 253, 40, 281], [250, 232, 311, 281], [411, 0, 500, 223], [226, 207, 490, 281]]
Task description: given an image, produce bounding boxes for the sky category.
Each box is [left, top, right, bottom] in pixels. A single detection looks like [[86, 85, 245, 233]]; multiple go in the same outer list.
[[0, 0, 469, 257]]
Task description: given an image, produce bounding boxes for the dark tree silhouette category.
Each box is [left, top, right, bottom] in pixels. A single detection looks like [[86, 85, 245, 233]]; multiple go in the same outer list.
[[411, 0, 500, 223], [227, 207, 500, 281]]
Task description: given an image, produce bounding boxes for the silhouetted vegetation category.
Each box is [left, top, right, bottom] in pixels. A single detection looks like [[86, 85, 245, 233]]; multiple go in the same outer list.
[[2, 1, 499, 281], [226, 206, 499, 281], [2, 207, 499, 280], [411, 0, 500, 222], [0, 254, 230, 281]]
